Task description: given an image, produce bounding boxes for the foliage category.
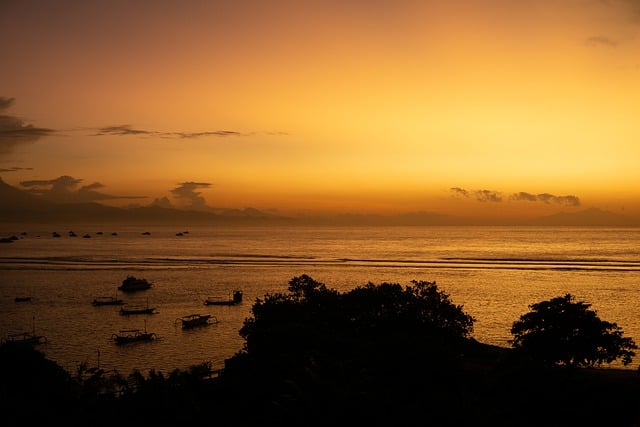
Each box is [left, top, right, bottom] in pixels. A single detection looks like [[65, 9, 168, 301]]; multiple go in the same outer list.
[[510, 293, 637, 367], [238, 274, 475, 365]]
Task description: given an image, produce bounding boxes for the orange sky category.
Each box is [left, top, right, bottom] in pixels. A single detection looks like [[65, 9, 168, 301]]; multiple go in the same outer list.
[[1, 0, 639, 221]]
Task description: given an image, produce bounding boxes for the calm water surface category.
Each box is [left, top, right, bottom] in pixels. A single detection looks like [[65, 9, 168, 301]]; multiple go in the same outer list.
[[1, 225, 639, 373]]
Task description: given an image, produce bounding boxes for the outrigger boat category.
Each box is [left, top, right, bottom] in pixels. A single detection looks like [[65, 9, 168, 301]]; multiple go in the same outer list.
[[111, 321, 157, 345], [204, 290, 243, 306], [119, 299, 157, 315], [174, 313, 218, 329], [2, 316, 47, 347], [92, 295, 124, 306]]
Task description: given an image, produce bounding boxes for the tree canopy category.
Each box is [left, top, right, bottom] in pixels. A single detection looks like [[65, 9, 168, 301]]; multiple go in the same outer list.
[[237, 274, 477, 375], [510, 293, 637, 367]]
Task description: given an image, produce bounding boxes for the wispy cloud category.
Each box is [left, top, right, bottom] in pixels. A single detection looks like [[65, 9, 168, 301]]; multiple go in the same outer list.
[[0, 166, 33, 173], [451, 187, 580, 206], [95, 124, 248, 139], [510, 192, 581, 206], [0, 97, 55, 156], [449, 187, 469, 198], [19, 175, 145, 203], [450, 187, 502, 202], [585, 35, 618, 47], [170, 181, 212, 210], [475, 189, 503, 203]]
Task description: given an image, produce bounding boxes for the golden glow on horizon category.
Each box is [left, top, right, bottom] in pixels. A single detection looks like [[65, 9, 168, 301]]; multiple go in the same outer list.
[[0, 1, 638, 220]]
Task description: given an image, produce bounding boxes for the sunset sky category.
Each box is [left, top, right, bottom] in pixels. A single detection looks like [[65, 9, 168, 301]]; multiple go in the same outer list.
[[1, 0, 639, 221]]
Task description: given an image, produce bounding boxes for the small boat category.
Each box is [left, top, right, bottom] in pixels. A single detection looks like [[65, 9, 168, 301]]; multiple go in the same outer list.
[[118, 275, 153, 292], [14, 296, 32, 302], [2, 317, 47, 347], [119, 300, 157, 315], [204, 290, 243, 306], [174, 313, 218, 329], [111, 322, 157, 345], [92, 295, 124, 306], [2, 331, 47, 347]]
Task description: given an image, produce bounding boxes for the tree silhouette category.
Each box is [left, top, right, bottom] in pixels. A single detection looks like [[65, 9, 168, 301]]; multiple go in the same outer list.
[[510, 293, 637, 367]]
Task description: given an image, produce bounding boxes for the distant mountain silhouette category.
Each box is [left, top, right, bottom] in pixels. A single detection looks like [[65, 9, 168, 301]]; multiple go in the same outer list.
[[1, 177, 637, 226], [532, 207, 638, 226], [0, 177, 291, 225], [0, 176, 58, 220]]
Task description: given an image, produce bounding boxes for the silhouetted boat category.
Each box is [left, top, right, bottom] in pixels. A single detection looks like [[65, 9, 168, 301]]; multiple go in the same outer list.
[[119, 299, 157, 315], [118, 275, 153, 292], [111, 321, 157, 345], [204, 290, 243, 306], [2, 331, 47, 346], [174, 313, 218, 329], [2, 317, 47, 347], [92, 295, 124, 306]]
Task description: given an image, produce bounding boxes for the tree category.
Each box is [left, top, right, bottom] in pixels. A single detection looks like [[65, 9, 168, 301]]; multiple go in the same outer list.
[[510, 293, 637, 367]]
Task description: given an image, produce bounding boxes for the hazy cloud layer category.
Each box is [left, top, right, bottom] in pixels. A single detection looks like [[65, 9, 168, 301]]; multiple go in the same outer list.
[[451, 187, 580, 206], [95, 125, 246, 139], [0, 97, 55, 156], [171, 181, 212, 210], [19, 175, 145, 203]]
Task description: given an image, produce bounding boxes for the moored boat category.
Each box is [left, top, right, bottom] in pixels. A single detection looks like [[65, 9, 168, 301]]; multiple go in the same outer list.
[[174, 313, 218, 329], [2, 331, 47, 346], [2, 317, 47, 347], [118, 275, 153, 292], [119, 300, 157, 315], [92, 295, 124, 306], [204, 290, 243, 306], [111, 321, 157, 345]]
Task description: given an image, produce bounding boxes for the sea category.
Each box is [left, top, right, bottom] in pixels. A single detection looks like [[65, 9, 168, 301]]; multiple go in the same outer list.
[[1, 224, 639, 374]]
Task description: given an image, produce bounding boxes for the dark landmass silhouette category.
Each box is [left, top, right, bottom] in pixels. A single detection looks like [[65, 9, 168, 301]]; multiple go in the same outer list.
[[1, 177, 638, 226]]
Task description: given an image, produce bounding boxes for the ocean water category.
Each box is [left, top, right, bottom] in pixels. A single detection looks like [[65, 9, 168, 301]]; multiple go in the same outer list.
[[1, 225, 639, 374]]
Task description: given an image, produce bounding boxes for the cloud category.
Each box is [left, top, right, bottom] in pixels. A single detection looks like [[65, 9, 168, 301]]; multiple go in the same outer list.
[[150, 196, 174, 209], [585, 36, 618, 47], [0, 166, 33, 173], [475, 189, 502, 203], [0, 97, 55, 156], [449, 187, 469, 198], [170, 181, 212, 210], [94, 125, 152, 137], [19, 175, 145, 203], [510, 192, 580, 206], [95, 124, 247, 139], [450, 187, 502, 202], [451, 187, 579, 206]]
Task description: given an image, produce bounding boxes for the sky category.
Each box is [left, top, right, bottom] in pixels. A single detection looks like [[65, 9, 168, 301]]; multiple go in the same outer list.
[[1, 0, 639, 221]]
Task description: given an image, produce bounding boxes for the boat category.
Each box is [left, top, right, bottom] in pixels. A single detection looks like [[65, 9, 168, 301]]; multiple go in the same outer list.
[[204, 290, 243, 306], [119, 300, 157, 315], [2, 331, 47, 347], [111, 321, 157, 345], [2, 317, 47, 347], [92, 295, 124, 306], [118, 275, 153, 292], [174, 313, 218, 329]]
